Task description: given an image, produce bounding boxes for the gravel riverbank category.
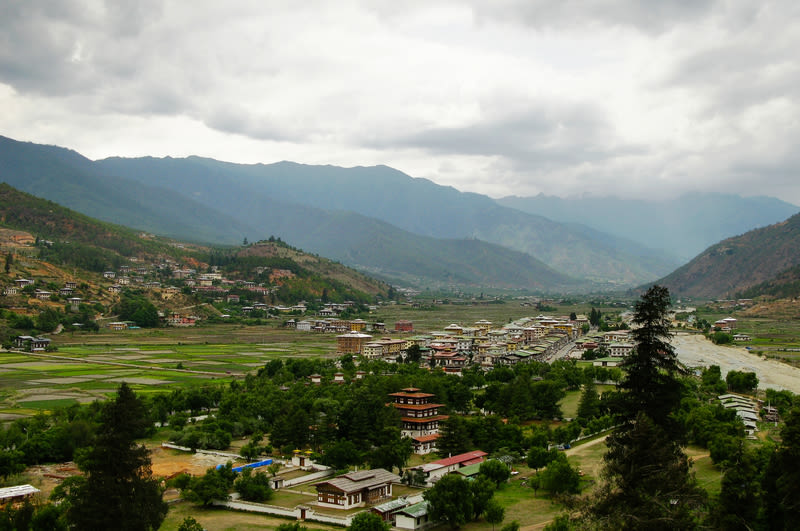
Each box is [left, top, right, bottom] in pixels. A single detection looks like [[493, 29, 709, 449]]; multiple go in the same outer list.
[[673, 332, 800, 393]]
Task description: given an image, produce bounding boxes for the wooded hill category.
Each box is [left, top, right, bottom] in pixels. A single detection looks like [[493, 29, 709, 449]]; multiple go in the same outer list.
[[653, 212, 800, 299]]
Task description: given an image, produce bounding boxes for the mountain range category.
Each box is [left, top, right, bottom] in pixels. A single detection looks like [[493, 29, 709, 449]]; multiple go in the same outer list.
[[498, 193, 799, 263], [2, 134, 798, 294]]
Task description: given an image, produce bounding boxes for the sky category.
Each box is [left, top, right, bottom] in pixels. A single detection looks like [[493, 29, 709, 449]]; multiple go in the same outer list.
[[1, 0, 799, 204]]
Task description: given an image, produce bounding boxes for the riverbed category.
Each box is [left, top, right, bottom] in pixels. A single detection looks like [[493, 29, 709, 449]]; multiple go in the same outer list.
[[673, 332, 800, 393]]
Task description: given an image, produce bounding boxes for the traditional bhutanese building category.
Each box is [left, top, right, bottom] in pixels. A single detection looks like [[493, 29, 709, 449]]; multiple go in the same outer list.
[[388, 387, 447, 454], [315, 469, 400, 510]]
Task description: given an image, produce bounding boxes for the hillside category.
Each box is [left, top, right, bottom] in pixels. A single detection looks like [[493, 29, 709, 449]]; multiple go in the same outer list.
[[737, 265, 800, 300], [498, 193, 799, 263], [0, 135, 256, 244], [0, 184, 392, 340], [654, 212, 800, 299]]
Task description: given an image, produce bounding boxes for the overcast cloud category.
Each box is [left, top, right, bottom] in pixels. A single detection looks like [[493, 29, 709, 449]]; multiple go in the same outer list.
[[1, 0, 798, 204]]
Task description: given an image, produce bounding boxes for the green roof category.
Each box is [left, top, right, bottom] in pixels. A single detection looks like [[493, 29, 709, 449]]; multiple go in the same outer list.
[[454, 463, 482, 477], [399, 501, 429, 518]]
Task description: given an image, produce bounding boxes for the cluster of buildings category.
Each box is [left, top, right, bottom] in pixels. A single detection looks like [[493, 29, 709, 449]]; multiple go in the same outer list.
[[571, 330, 636, 367], [309, 447, 494, 530], [718, 394, 760, 437], [3, 279, 84, 310], [312, 314, 588, 372]]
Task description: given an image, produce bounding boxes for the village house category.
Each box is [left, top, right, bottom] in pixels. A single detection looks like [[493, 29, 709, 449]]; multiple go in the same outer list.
[[34, 289, 51, 300], [67, 297, 82, 311], [608, 342, 634, 357], [350, 319, 368, 332], [14, 336, 51, 352], [394, 501, 433, 530], [314, 469, 400, 510], [395, 320, 413, 332], [166, 313, 197, 327], [371, 498, 414, 526], [410, 450, 488, 485]]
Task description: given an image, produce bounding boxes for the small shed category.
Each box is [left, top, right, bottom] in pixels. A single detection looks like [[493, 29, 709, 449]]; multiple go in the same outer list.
[[0, 485, 40, 506]]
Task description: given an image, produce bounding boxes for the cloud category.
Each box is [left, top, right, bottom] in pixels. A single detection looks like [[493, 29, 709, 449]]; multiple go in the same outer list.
[[468, 0, 719, 34], [0, 0, 799, 205], [371, 98, 645, 175]]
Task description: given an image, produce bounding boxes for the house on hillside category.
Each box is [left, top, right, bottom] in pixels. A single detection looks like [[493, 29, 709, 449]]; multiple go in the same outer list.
[[33, 289, 51, 300]]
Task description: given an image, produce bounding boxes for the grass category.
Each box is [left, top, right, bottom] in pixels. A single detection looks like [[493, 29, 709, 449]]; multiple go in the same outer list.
[[159, 501, 340, 531], [686, 446, 722, 497], [460, 478, 567, 530], [18, 398, 79, 410], [559, 390, 581, 418]]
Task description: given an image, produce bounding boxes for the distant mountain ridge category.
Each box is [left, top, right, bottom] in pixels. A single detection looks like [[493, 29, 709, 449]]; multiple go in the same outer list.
[[0, 136, 575, 291], [93, 155, 678, 284], [654, 212, 800, 298], [497, 193, 800, 263], [5, 134, 792, 292]]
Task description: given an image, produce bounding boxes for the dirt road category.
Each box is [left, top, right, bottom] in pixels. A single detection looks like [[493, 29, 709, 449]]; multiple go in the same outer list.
[[673, 333, 800, 393]]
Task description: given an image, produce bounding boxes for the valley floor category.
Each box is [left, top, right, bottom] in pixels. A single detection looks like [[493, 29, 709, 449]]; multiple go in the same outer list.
[[673, 332, 800, 393]]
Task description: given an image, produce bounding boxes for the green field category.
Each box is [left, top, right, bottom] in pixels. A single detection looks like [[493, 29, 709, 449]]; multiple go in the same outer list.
[[1, 301, 623, 415]]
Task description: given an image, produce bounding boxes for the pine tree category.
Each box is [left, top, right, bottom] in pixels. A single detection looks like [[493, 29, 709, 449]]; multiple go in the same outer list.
[[54, 383, 167, 530], [586, 286, 704, 530], [619, 285, 683, 437]]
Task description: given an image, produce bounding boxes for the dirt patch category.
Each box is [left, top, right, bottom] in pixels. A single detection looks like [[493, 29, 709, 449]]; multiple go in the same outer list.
[[106, 377, 173, 385], [26, 462, 81, 498], [29, 377, 93, 385], [149, 446, 237, 478], [17, 393, 84, 402]]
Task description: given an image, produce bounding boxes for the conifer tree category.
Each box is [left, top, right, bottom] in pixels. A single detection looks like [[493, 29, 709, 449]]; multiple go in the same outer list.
[[586, 286, 703, 530], [54, 383, 166, 530]]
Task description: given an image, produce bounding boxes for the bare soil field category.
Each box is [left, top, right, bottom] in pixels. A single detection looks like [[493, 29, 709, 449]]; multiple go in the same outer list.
[[149, 446, 234, 478], [673, 332, 800, 393]]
